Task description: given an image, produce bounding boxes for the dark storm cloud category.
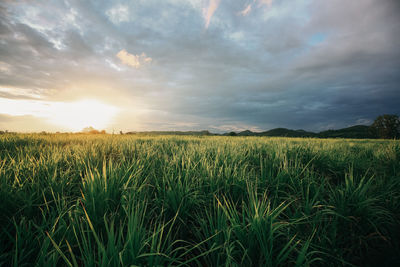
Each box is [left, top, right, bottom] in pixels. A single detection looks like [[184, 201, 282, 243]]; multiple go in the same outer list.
[[0, 0, 399, 132]]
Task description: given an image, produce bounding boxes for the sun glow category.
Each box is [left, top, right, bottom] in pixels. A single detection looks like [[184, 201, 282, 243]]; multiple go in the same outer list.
[[0, 98, 119, 131]]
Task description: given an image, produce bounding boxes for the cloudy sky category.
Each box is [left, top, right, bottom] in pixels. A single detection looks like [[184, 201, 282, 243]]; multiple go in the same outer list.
[[1, 0, 399, 133]]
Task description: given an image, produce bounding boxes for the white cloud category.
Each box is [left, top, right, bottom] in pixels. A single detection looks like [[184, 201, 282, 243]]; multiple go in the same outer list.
[[257, 0, 273, 7], [105, 59, 123, 71], [203, 0, 221, 29], [234, 1, 273, 18], [0, 62, 12, 74], [0, 86, 44, 99], [106, 4, 130, 24], [229, 31, 245, 42], [238, 4, 252, 16], [116, 50, 152, 69]]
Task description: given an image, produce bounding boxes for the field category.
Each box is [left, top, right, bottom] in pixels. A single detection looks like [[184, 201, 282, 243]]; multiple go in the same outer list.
[[0, 134, 399, 266]]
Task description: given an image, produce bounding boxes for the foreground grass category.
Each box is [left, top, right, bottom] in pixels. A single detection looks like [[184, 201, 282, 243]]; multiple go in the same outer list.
[[0, 134, 399, 266]]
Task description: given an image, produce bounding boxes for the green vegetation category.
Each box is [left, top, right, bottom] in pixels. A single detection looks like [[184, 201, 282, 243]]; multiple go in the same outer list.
[[370, 114, 400, 139], [0, 134, 399, 266], [318, 125, 374, 139], [235, 125, 376, 139]]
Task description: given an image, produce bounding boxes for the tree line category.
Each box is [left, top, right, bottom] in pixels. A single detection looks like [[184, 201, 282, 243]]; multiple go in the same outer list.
[[370, 114, 400, 139]]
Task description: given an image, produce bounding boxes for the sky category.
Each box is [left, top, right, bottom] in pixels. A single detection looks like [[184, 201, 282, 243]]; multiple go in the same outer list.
[[0, 0, 399, 133]]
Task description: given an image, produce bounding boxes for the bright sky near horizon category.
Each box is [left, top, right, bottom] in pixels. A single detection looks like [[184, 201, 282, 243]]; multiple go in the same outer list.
[[0, 0, 399, 132]]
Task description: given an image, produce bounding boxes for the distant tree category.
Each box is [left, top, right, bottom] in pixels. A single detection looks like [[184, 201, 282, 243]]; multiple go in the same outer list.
[[228, 132, 237, 136], [81, 126, 106, 134], [370, 114, 400, 139], [82, 126, 96, 133]]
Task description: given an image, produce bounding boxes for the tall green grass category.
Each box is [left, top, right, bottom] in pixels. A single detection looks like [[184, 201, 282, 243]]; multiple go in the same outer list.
[[0, 134, 399, 266]]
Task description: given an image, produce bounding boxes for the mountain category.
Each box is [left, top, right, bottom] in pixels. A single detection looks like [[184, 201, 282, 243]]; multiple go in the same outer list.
[[318, 125, 373, 138], [123, 125, 374, 139], [257, 128, 317, 137], [224, 125, 374, 139], [237, 130, 255, 136]]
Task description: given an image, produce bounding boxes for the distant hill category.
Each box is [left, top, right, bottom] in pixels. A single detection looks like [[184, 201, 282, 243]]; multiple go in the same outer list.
[[227, 125, 374, 139], [121, 125, 375, 139], [237, 130, 255, 136], [318, 125, 373, 139], [257, 128, 317, 137], [237, 128, 316, 137]]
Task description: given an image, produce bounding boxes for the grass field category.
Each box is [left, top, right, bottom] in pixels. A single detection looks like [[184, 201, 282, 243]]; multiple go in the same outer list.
[[0, 134, 399, 266]]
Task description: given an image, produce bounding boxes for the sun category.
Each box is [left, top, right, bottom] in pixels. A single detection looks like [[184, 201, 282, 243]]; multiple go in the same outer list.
[[0, 98, 119, 132], [46, 99, 119, 131]]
